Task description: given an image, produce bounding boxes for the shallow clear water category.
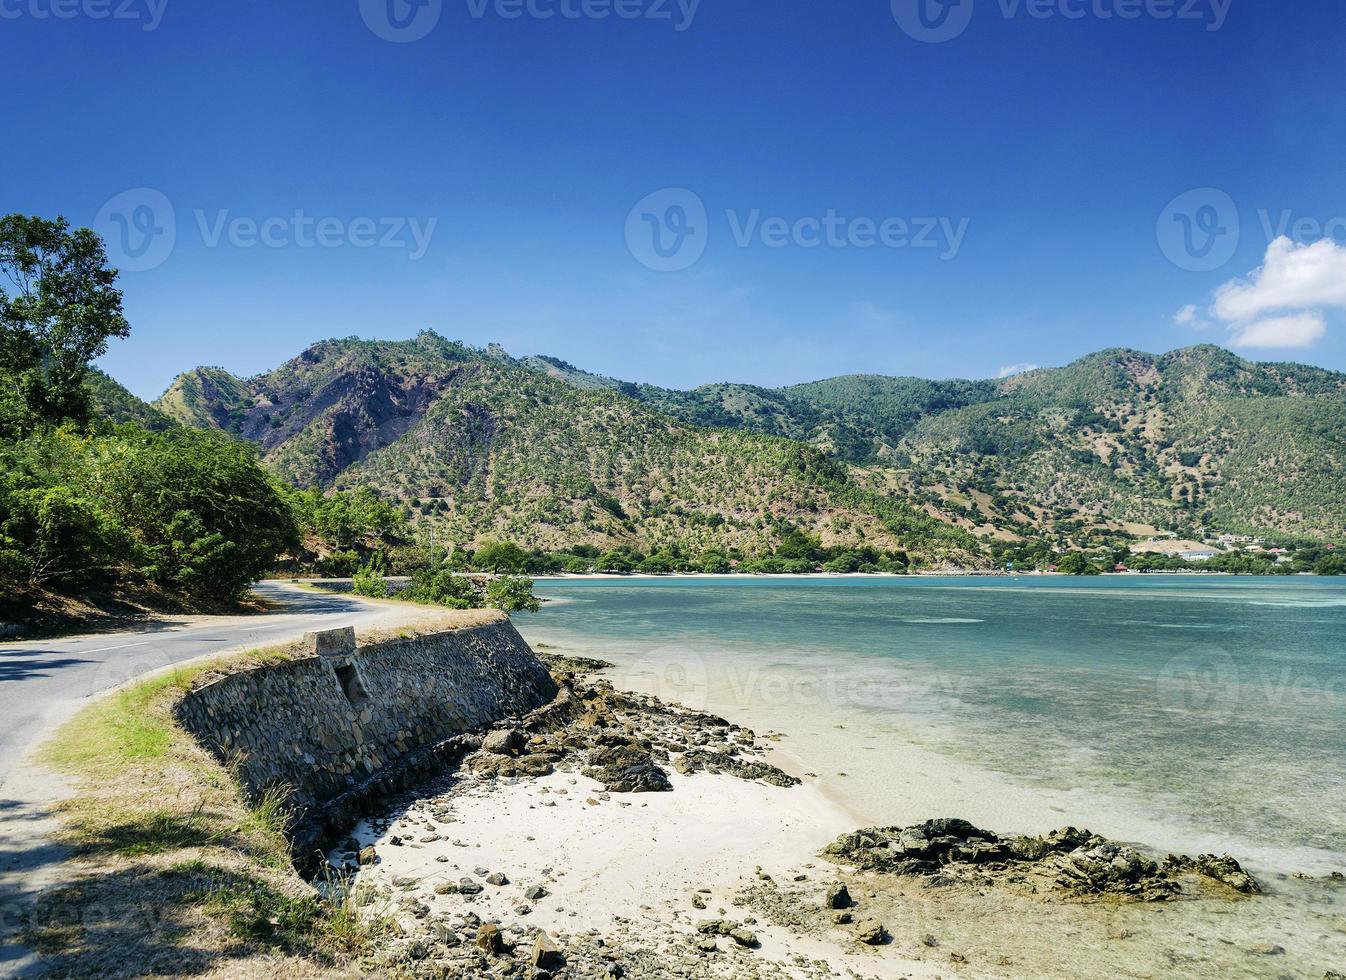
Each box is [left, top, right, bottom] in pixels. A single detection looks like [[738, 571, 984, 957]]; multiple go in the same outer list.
[[519, 575, 1346, 876]]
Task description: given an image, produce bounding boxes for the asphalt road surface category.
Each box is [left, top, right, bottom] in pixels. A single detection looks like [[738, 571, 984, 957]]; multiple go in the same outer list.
[[0, 581, 404, 792]]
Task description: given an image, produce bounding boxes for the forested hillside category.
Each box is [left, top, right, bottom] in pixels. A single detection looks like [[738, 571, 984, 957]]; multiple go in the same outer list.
[[155, 334, 981, 565], [526, 345, 1346, 541], [155, 335, 1346, 555]]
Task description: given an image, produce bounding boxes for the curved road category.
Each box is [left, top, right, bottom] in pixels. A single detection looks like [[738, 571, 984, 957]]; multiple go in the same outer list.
[[0, 582, 413, 973], [0, 581, 407, 794]]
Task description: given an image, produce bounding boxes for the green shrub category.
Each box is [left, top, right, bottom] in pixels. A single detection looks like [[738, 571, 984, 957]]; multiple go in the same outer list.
[[351, 565, 389, 598], [401, 569, 478, 609], [485, 575, 541, 613]]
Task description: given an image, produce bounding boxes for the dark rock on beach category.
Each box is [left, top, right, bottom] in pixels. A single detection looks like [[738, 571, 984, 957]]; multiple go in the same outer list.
[[825, 881, 851, 909], [582, 742, 672, 793], [823, 818, 1260, 902], [673, 748, 800, 787]]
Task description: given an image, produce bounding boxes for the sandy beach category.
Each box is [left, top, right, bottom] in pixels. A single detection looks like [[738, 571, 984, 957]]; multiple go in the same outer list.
[[329, 655, 1346, 979]]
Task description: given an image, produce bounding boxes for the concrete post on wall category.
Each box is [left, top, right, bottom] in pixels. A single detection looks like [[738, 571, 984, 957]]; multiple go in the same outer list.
[[305, 627, 356, 659], [305, 627, 369, 709]]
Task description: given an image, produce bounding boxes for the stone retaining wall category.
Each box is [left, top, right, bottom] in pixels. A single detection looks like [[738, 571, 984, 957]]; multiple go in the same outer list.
[[175, 619, 557, 861]]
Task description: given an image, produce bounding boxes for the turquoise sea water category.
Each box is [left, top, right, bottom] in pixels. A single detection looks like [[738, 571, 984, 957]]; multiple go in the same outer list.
[[518, 575, 1346, 875]]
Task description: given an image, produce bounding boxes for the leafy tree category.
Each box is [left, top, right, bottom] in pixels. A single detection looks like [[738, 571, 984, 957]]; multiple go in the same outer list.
[[472, 539, 529, 574], [560, 554, 592, 574], [0, 425, 298, 605], [638, 552, 678, 574], [0, 215, 129, 438], [696, 551, 731, 574], [1055, 551, 1092, 575], [317, 550, 361, 577], [596, 549, 635, 573], [1315, 553, 1346, 576], [485, 575, 541, 613]]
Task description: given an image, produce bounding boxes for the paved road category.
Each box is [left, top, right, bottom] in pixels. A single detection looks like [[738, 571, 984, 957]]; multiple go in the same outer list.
[[0, 581, 404, 792]]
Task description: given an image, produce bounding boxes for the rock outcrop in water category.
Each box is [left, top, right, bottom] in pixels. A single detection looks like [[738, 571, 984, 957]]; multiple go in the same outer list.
[[464, 657, 798, 793], [823, 818, 1260, 902]]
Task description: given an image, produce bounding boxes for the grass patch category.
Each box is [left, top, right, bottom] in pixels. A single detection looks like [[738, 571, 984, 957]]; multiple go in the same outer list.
[[29, 645, 392, 975]]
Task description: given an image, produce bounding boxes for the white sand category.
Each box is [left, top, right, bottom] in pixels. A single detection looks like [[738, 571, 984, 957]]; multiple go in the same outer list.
[[348, 766, 943, 978]]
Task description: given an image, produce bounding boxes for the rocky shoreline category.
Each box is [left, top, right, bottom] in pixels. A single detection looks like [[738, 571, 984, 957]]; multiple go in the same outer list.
[[326, 656, 1341, 979]]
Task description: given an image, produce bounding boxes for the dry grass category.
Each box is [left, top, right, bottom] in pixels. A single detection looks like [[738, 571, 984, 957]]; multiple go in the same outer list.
[[28, 647, 397, 978]]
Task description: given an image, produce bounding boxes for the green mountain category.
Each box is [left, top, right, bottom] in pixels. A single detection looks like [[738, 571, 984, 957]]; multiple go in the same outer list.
[[889, 346, 1346, 541], [153, 336, 1346, 553], [85, 368, 177, 431], [153, 333, 980, 564], [522, 345, 1346, 541]]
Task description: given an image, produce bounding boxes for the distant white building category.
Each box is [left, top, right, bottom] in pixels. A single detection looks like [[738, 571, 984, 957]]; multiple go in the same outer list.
[[1180, 548, 1220, 561]]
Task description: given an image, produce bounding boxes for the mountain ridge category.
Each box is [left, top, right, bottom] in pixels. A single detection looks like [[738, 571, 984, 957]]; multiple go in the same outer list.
[[146, 335, 1346, 552]]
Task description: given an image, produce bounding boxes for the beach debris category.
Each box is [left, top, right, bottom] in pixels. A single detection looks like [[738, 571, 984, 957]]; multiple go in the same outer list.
[[357, 845, 378, 866]]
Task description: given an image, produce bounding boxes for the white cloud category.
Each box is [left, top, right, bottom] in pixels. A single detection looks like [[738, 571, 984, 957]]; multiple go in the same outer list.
[[997, 362, 1038, 378], [1181, 236, 1346, 351], [1173, 304, 1202, 327], [1228, 312, 1327, 350], [1212, 236, 1346, 322]]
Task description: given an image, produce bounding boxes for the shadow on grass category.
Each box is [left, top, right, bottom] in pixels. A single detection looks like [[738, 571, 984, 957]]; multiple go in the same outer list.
[[71, 807, 226, 859], [18, 861, 363, 976]]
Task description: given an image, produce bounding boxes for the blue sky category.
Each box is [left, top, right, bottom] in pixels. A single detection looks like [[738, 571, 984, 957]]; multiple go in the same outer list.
[[3, 0, 1345, 399]]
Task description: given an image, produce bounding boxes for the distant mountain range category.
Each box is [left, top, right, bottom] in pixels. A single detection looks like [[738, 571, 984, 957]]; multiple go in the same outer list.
[[93, 334, 1346, 562]]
